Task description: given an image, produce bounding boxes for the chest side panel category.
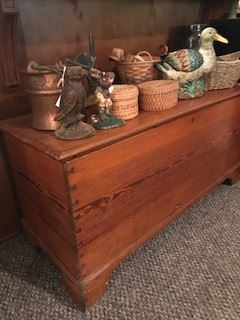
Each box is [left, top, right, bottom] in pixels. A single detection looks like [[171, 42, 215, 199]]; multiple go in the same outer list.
[[14, 171, 75, 245], [4, 134, 69, 209], [77, 96, 240, 278], [65, 96, 240, 252], [3, 135, 80, 279], [12, 170, 79, 278]]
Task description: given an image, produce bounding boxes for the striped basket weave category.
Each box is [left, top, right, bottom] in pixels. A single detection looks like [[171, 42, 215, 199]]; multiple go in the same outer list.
[[110, 85, 139, 120], [116, 51, 160, 84], [138, 80, 179, 111], [206, 51, 240, 90]]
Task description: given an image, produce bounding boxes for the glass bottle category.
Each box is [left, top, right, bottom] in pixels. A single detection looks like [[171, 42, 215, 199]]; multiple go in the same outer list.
[[188, 24, 206, 49], [227, 0, 240, 18], [236, 0, 240, 17]]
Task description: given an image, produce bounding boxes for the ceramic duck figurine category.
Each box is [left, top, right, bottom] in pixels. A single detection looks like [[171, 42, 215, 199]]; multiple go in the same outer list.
[[155, 27, 228, 99]]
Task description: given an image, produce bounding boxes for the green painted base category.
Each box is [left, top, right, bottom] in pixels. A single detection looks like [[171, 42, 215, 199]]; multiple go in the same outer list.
[[179, 78, 205, 99], [55, 121, 96, 140], [92, 113, 125, 130]]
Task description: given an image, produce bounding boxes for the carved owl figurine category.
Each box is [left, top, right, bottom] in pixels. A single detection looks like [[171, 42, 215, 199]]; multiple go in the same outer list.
[[54, 66, 96, 140]]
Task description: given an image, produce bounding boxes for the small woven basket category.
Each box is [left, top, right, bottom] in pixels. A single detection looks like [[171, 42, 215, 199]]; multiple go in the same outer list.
[[110, 85, 139, 120], [116, 51, 160, 84], [206, 51, 240, 90], [138, 80, 179, 111]]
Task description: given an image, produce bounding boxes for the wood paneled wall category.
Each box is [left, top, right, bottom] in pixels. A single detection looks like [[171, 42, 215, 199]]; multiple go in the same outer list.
[[200, 0, 235, 22], [0, 5, 30, 241], [0, 136, 20, 241], [18, 0, 202, 69], [0, 93, 30, 241]]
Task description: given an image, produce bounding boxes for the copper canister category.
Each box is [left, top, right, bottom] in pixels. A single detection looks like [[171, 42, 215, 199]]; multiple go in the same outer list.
[[21, 71, 61, 130]]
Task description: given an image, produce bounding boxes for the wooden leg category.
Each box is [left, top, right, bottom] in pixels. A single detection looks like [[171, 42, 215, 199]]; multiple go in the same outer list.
[[22, 219, 112, 311], [22, 219, 40, 250], [62, 267, 111, 311], [224, 167, 240, 185]]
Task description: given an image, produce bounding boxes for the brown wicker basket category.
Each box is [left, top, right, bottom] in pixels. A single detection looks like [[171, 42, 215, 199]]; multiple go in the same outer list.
[[116, 51, 160, 84], [206, 51, 240, 90], [110, 85, 139, 120], [138, 80, 179, 111]]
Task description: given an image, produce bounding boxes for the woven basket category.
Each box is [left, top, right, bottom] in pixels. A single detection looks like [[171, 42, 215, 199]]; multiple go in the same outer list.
[[116, 51, 160, 84], [206, 51, 240, 90], [138, 80, 179, 111], [110, 85, 139, 120]]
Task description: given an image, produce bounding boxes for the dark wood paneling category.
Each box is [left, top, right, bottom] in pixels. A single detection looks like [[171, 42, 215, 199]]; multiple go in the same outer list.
[[18, 0, 202, 69], [0, 136, 20, 241], [0, 93, 30, 120], [0, 93, 30, 241], [0, 1, 30, 241], [200, 0, 235, 22]]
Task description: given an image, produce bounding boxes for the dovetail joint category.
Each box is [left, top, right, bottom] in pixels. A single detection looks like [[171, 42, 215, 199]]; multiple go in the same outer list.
[[70, 184, 77, 191], [72, 200, 79, 207], [66, 167, 75, 174]]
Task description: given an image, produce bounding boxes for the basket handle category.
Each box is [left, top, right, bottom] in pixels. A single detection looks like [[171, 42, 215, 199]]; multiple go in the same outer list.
[[158, 45, 168, 56], [135, 51, 153, 61]]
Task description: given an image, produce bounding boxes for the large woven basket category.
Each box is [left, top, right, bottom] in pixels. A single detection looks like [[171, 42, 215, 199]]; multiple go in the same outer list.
[[138, 80, 179, 111], [110, 85, 139, 120], [116, 51, 160, 84], [206, 51, 240, 90]]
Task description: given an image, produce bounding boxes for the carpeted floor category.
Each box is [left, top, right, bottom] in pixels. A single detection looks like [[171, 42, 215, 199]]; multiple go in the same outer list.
[[0, 183, 240, 320]]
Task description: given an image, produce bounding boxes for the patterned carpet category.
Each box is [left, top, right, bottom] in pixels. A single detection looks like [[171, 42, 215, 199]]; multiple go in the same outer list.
[[0, 183, 240, 320]]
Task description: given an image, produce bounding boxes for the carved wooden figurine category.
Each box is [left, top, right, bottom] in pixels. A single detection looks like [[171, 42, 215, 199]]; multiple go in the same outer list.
[[54, 66, 96, 140], [88, 69, 125, 129]]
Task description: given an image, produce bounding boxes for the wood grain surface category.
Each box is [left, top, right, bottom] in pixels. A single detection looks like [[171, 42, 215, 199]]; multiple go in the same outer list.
[[66, 96, 240, 246], [18, 0, 201, 70], [13, 171, 75, 245], [2, 88, 240, 310], [3, 134, 69, 209], [1, 88, 239, 161]]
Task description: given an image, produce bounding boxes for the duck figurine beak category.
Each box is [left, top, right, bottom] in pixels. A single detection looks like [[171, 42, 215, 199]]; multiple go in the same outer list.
[[213, 33, 228, 44]]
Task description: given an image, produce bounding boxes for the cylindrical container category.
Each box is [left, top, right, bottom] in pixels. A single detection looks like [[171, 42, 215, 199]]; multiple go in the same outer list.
[[138, 80, 179, 111], [21, 71, 61, 130], [110, 85, 139, 120]]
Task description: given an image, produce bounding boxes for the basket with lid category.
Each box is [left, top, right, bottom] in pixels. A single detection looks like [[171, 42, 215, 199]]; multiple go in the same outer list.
[[110, 85, 139, 120], [138, 80, 179, 111]]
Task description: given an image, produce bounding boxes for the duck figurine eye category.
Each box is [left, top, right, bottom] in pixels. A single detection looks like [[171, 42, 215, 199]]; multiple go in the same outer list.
[[155, 27, 228, 99]]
